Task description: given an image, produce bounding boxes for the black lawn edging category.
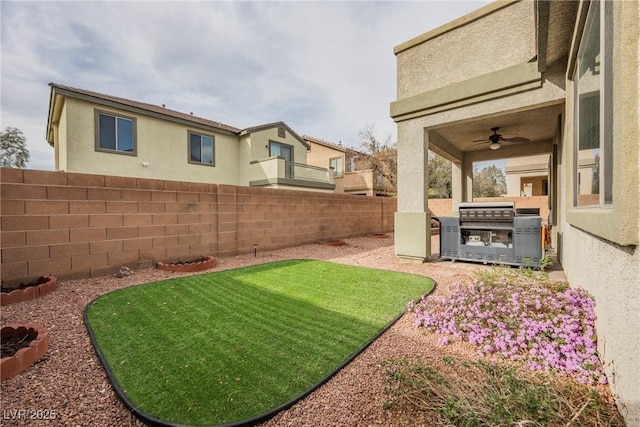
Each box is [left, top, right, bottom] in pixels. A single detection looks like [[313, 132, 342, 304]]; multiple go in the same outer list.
[[83, 261, 437, 427]]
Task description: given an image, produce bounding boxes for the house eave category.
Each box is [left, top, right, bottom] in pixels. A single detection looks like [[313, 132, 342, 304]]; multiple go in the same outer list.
[[240, 122, 310, 150], [46, 88, 64, 146], [47, 83, 241, 138], [394, 0, 519, 55], [536, 0, 579, 74], [390, 62, 542, 122]]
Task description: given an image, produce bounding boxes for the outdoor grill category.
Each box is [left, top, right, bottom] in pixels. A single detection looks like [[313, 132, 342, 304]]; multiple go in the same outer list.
[[437, 202, 543, 267]]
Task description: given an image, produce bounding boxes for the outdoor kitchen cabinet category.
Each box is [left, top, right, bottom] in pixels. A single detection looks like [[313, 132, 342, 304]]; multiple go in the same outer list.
[[438, 202, 543, 267]]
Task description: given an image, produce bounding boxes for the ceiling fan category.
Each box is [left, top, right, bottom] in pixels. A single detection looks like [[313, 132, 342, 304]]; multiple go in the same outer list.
[[473, 127, 530, 150]]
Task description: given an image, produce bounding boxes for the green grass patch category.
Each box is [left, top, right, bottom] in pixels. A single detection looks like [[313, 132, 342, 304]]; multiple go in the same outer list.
[[86, 260, 434, 425]]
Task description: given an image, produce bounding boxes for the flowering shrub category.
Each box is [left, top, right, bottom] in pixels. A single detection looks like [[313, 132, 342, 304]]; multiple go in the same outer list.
[[408, 269, 606, 385]]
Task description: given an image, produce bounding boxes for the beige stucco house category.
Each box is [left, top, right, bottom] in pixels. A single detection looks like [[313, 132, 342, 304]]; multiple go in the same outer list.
[[391, 0, 638, 423], [304, 135, 395, 196], [505, 152, 597, 197], [505, 154, 550, 196], [46, 84, 335, 192]]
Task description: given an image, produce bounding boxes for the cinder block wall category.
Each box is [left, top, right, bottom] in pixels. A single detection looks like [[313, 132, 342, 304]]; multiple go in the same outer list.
[[225, 185, 393, 255], [0, 169, 395, 285]]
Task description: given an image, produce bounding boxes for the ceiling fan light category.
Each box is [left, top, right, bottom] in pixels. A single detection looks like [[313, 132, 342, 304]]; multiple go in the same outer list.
[[489, 142, 501, 150]]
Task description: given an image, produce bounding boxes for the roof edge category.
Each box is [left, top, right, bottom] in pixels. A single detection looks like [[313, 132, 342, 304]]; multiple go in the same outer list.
[[47, 82, 242, 135], [241, 122, 310, 150], [394, 0, 520, 55], [303, 135, 346, 152]]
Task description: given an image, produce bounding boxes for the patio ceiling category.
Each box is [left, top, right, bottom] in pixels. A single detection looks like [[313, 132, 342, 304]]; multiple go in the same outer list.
[[428, 102, 564, 161]]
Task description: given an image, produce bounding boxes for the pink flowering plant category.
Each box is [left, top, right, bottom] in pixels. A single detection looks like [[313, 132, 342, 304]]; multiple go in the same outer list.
[[408, 267, 606, 385]]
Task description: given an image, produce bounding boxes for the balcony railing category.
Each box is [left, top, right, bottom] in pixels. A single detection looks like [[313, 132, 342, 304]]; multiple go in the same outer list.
[[342, 169, 395, 195], [249, 157, 335, 191], [286, 160, 333, 182]]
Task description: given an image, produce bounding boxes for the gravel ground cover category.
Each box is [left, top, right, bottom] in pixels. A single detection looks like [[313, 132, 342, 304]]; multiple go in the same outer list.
[[0, 234, 606, 426]]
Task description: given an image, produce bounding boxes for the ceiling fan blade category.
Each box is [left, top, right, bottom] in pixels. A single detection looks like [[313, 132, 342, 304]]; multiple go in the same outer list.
[[472, 138, 488, 142], [502, 136, 530, 142], [469, 141, 489, 149]]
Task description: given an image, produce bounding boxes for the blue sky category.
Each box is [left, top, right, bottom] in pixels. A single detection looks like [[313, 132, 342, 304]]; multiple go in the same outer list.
[[1, 0, 491, 171], [475, 159, 507, 172]]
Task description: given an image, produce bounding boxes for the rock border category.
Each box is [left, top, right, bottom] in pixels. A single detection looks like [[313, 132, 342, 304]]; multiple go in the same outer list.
[[0, 277, 57, 306], [317, 239, 347, 247], [368, 233, 389, 239], [157, 256, 216, 273], [1, 323, 50, 381]]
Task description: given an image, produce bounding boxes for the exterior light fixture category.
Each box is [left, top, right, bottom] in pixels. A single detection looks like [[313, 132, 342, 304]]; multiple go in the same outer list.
[[253, 243, 258, 257]]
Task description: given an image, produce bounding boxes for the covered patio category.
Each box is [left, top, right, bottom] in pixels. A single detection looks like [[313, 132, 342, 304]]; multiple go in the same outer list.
[[390, 0, 572, 263], [391, 1, 640, 424]]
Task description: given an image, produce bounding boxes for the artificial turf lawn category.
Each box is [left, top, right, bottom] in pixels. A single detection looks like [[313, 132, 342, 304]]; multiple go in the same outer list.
[[85, 260, 434, 426]]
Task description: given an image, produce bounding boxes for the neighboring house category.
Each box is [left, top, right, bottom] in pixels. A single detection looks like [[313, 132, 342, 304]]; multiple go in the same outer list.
[[46, 83, 335, 192], [505, 154, 550, 196], [391, 0, 638, 423], [304, 135, 348, 193], [304, 135, 395, 196]]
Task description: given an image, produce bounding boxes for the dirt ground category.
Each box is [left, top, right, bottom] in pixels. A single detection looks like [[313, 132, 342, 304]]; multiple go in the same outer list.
[[1, 234, 573, 426]]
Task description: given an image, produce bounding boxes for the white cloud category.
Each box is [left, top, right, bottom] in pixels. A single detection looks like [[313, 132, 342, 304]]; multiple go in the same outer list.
[[0, 0, 490, 171]]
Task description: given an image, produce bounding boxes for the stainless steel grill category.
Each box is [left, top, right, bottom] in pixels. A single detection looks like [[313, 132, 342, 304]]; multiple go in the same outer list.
[[437, 202, 543, 267], [459, 202, 514, 226]]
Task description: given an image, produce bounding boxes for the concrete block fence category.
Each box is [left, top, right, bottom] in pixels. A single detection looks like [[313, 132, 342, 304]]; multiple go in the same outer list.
[[1, 168, 395, 285]]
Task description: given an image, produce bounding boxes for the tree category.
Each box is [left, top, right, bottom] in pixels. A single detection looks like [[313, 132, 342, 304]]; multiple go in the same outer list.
[[0, 127, 30, 168], [427, 152, 452, 198], [591, 153, 600, 194], [358, 125, 454, 198], [358, 124, 397, 191], [473, 165, 507, 197]]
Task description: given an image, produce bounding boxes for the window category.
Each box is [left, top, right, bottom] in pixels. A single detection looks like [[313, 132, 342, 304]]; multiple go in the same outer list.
[[269, 141, 293, 161], [573, 0, 612, 206], [269, 141, 294, 178], [95, 111, 136, 154], [189, 132, 214, 166], [567, 0, 637, 246], [329, 157, 343, 177]]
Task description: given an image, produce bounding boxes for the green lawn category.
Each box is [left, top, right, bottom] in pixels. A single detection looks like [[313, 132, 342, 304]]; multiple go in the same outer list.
[[85, 260, 434, 425]]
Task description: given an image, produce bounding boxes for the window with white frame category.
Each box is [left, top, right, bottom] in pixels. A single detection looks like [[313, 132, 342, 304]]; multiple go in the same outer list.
[[573, 0, 612, 207], [189, 131, 214, 166], [330, 157, 343, 177], [95, 111, 136, 154]]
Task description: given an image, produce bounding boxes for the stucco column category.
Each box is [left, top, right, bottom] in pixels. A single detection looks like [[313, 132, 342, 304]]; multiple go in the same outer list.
[[450, 155, 473, 214], [394, 122, 431, 263]]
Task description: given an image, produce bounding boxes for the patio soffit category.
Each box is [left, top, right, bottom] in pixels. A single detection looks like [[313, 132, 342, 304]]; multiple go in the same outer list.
[[426, 102, 563, 163]]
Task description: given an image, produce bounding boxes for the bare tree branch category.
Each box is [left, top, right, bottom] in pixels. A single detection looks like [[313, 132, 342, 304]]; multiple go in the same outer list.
[[359, 124, 397, 192]]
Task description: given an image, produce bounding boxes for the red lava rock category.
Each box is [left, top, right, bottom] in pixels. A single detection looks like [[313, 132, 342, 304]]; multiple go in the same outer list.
[[0, 277, 57, 306], [1, 323, 50, 381], [0, 234, 624, 426], [157, 256, 216, 273]]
